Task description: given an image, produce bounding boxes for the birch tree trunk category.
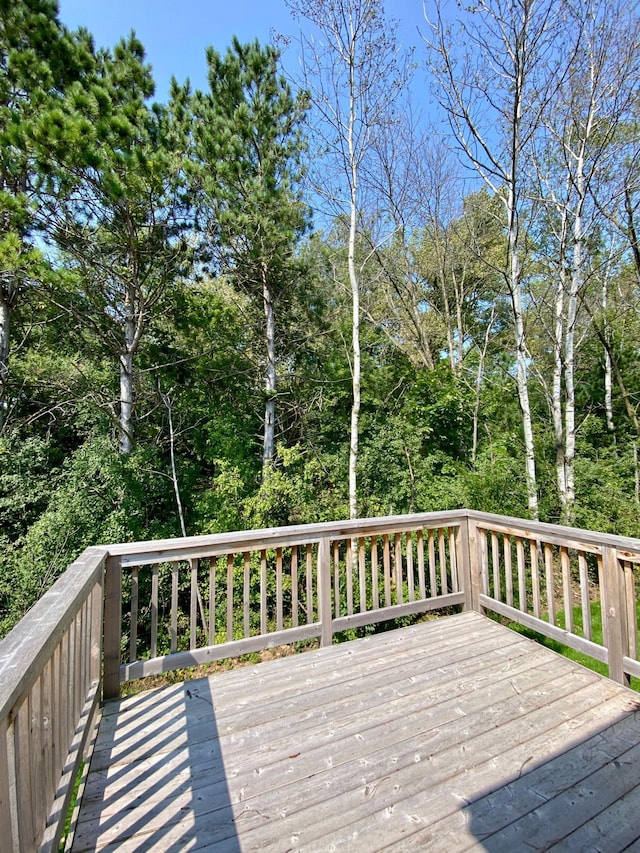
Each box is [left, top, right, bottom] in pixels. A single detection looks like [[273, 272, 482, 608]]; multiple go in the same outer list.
[[0, 293, 11, 431], [119, 300, 136, 456]]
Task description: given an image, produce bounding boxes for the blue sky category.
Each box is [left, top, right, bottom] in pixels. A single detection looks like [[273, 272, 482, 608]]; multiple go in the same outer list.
[[57, 1, 429, 102]]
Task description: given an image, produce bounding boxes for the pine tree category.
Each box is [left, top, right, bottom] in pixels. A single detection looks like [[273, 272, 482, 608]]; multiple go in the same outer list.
[[192, 38, 309, 473]]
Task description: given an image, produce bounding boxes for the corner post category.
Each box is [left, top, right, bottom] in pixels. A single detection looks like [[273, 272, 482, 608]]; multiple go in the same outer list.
[[602, 545, 630, 687], [103, 555, 123, 700], [458, 515, 481, 613], [318, 537, 333, 647]]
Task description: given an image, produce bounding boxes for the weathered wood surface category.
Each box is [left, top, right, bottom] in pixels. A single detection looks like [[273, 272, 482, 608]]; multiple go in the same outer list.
[[72, 611, 640, 852]]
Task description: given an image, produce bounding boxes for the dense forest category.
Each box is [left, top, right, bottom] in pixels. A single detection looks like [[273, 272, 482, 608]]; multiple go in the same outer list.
[[1, 0, 639, 636]]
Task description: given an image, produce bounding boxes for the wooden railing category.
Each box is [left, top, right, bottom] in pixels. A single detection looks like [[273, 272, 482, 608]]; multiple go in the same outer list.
[[466, 511, 640, 686], [102, 511, 466, 697], [0, 548, 105, 853], [1, 508, 639, 851]]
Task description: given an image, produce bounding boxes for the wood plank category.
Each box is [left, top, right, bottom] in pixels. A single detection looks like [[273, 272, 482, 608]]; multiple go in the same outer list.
[[406, 532, 415, 602], [371, 535, 379, 610], [504, 534, 513, 607], [491, 532, 500, 601], [150, 563, 159, 658], [516, 536, 526, 612], [129, 567, 139, 662], [530, 539, 540, 618], [561, 546, 573, 633], [438, 529, 447, 595], [345, 538, 354, 615], [291, 546, 298, 629], [544, 542, 555, 625], [395, 532, 404, 605], [383, 534, 391, 608], [579, 550, 592, 641], [428, 529, 437, 596], [170, 561, 179, 654], [359, 537, 367, 612], [208, 556, 216, 647], [243, 552, 251, 638], [416, 530, 425, 600], [332, 540, 340, 618], [189, 560, 197, 651], [0, 716, 15, 853], [305, 544, 313, 624]]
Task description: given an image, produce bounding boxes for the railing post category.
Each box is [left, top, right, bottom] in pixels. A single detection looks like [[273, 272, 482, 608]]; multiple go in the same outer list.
[[601, 545, 630, 687], [103, 555, 122, 700], [318, 537, 333, 647], [458, 515, 481, 613]]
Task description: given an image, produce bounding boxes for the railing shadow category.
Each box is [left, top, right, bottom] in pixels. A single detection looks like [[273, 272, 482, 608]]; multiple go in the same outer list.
[[72, 679, 240, 851], [435, 701, 640, 851]]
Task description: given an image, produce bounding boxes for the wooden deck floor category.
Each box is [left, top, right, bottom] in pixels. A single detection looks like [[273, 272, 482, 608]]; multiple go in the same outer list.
[[72, 611, 640, 852]]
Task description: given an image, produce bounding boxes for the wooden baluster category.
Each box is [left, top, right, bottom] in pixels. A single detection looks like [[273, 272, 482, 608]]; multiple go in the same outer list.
[[208, 556, 216, 646], [129, 567, 138, 663], [579, 552, 591, 641], [491, 533, 500, 602], [530, 540, 541, 619], [449, 528, 458, 593], [504, 535, 513, 607], [516, 537, 526, 613], [170, 561, 179, 654], [359, 537, 367, 613], [226, 553, 234, 642], [346, 538, 354, 615], [291, 546, 298, 629], [439, 529, 448, 595], [407, 532, 415, 603], [276, 547, 283, 631], [480, 531, 489, 596], [383, 534, 391, 608], [428, 530, 437, 596], [560, 547, 573, 633], [0, 716, 15, 852], [14, 699, 34, 849], [190, 559, 198, 651], [544, 543, 555, 626], [333, 540, 340, 618], [261, 550, 268, 635], [151, 564, 159, 658], [244, 552, 251, 638], [306, 544, 313, 623], [371, 535, 379, 610], [416, 530, 426, 600], [395, 533, 404, 605], [624, 560, 637, 664], [318, 537, 332, 647], [103, 555, 122, 700]]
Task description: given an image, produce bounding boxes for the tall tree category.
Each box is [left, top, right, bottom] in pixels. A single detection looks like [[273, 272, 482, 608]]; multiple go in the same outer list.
[[531, 0, 640, 523], [287, 0, 405, 519], [39, 34, 190, 454], [192, 38, 308, 474], [0, 0, 91, 429], [425, 0, 566, 519]]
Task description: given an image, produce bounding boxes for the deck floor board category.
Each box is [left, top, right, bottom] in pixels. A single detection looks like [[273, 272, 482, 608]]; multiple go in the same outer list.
[[73, 611, 640, 851]]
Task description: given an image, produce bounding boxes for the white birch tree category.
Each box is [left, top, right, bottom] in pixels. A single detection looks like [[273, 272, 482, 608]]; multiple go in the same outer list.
[[286, 0, 405, 518]]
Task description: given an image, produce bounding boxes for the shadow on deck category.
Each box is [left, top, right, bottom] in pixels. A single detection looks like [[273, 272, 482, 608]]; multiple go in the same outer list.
[[72, 612, 640, 852]]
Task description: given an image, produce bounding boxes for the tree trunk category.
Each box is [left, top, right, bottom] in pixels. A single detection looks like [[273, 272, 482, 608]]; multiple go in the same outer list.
[[508, 186, 539, 520], [119, 312, 135, 455], [0, 294, 11, 431], [262, 267, 276, 472], [347, 11, 360, 522]]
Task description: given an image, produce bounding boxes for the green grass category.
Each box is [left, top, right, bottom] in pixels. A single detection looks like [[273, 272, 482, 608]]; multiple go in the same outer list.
[[504, 599, 640, 692]]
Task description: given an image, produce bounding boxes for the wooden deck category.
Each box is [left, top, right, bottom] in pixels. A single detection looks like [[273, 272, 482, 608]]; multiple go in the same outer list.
[[72, 611, 640, 852]]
